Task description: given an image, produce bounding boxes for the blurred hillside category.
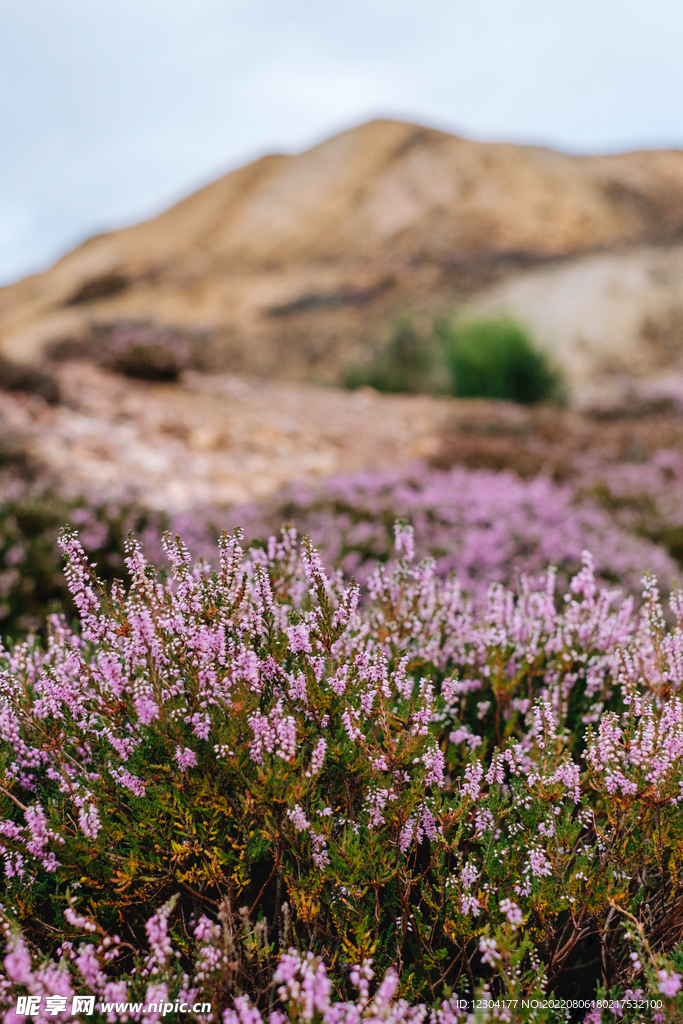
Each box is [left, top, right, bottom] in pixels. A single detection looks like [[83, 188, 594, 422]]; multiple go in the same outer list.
[[3, 119, 683, 404]]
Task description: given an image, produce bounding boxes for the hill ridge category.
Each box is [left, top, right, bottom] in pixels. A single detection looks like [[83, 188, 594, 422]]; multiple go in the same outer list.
[[3, 118, 683, 400]]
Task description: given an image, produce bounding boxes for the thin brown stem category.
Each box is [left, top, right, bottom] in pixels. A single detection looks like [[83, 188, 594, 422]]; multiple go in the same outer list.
[[0, 785, 28, 812]]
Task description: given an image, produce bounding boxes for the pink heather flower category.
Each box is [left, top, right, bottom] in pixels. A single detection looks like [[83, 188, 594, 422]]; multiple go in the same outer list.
[[248, 701, 297, 763], [570, 549, 597, 599], [78, 802, 101, 840], [485, 752, 505, 785], [287, 623, 312, 653], [25, 803, 51, 856], [64, 906, 97, 932], [175, 746, 198, 770], [461, 861, 478, 889], [369, 968, 399, 1011], [75, 942, 107, 990], [252, 563, 276, 622], [275, 714, 297, 761], [146, 903, 175, 968], [111, 768, 147, 798], [143, 982, 169, 1024], [287, 804, 310, 832], [460, 894, 481, 916], [441, 677, 460, 702], [500, 898, 523, 929], [195, 946, 228, 985], [366, 789, 392, 829], [462, 761, 483, 800], [657, 970, 682, 997], [479, 937, 501, 966], [421, 806, 441, 841], [394, 522, 415, 562], [332, 580, 360, 629], [306, 738, 327, 777], [330, 665, 349, 695], [350, 958, 375, 1006], [360, 686, 375, 716], [190, 711, 211, 740], [514, 876, 532, 898], [288, 672, 308, 704], [399, 818, 416, 853], [135, 693, 159, 725], [422, 745, 445, 787], [273, 949, 334, 1019], [58, 530, 108, 642], [274, 950, 302, 986], [533, 699, 557, 750], [301, 540, 329, 592], [553, 760, 581, 803], [310, 831, 330, 869], [41, 851, 61, 871], [529, 847, 552, 878], [102, 980, 129, 1015], [399, 807, 441, 851], [450, 725, 482, 749], [474, 807, 494, 833], [341, 708, 362, 741], [3, 936, 34, 985], [411, 680, 434, 736]]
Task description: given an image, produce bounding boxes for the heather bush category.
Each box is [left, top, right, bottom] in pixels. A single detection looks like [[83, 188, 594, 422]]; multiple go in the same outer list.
[[216, 464, 677, 605], [0, 463, 678, 643], [0, 488, 155, 642], [100, 323, 193, 381], [48, 322, 201, 382], [3, 526, 683, 1019], [579, 449, 683, 563]]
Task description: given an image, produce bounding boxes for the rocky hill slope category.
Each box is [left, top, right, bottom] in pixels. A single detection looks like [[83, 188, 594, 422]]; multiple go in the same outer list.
[[3, 119, 683, 402]]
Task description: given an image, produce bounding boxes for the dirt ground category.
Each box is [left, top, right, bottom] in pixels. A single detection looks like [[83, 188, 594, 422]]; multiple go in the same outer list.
[[432, 396, 683, 479], [4, 359, 683, 515], [0, 362, 453, 510]]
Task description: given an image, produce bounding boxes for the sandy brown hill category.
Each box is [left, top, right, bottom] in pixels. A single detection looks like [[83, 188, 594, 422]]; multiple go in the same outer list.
[[3, 118, 683, 391]]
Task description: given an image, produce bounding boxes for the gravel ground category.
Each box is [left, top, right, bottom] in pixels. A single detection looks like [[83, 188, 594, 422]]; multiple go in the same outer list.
[[0, 362, 454, 510]]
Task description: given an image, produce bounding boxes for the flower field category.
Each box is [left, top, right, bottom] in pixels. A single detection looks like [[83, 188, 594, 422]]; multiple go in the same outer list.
[[2, 499, 683, 1021], [3, 453, 682, 644]]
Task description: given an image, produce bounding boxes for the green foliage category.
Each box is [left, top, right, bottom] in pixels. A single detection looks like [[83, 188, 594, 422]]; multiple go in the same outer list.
[[345, 316, 561, 406], [344, 318, 449, 395], [436, 317, 560, 405]]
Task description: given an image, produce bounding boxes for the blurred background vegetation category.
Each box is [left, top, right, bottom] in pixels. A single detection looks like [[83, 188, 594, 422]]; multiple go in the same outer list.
[[345, 315, 561, 405]]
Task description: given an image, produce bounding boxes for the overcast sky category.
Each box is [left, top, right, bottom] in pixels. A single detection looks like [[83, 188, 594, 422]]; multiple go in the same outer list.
[[1, 0, 682, 285]]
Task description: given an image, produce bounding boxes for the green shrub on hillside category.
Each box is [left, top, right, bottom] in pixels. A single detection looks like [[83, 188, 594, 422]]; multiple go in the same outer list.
[[346, 316, 560, 405], [436, 317, 560, 405], [344, 319, 449, 395]]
